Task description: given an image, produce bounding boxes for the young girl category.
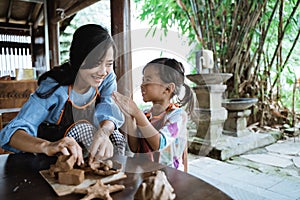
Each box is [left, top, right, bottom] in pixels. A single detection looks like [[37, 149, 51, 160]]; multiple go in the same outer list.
[[113, 58, 194, 170]]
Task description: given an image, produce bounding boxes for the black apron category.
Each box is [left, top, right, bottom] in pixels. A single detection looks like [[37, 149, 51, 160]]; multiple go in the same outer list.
[[38, 86, 100, 142]]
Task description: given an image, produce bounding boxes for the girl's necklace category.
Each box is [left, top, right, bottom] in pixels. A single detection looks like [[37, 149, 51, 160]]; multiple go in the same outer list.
[[146, 104, 177, 122]]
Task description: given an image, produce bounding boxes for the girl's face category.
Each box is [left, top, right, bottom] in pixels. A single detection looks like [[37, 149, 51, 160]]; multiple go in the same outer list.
[[76, 47, 114, 92], [141, 65, 168, 103]]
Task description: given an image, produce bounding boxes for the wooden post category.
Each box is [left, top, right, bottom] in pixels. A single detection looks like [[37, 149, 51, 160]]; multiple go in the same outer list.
[[43, 0, 50, 71], [47, 0, 60, 68], [110, 0, 132, 96]]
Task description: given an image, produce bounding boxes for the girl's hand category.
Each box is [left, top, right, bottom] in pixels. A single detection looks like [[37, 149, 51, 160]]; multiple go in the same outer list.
[[88, 127, 113, 165], [43, 137, 83, 166], [112, 91, 139, 117]]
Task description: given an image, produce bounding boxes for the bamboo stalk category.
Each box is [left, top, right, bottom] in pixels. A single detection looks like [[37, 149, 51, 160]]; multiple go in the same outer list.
[[176, 0, 204, 45], [269, 0, 300, 91], [252, 0, 279, 78]]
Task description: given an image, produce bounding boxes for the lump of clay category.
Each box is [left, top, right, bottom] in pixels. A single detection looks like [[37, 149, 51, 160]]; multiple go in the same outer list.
[[58, 169, 85, 185], [49, 155, 76, 177], [48, 154, 85, 185], [84, 160, 122, 176], [134, 170, 176, 200]]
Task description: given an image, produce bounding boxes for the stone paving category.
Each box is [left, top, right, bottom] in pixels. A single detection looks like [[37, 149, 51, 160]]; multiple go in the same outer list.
[[187, 136, 300, 200]]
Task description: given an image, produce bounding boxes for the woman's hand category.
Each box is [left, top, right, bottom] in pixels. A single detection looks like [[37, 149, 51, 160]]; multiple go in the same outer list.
[[112, 91, 139, 117], [88, 127, 114, 165], [43, 137, 84, 166]]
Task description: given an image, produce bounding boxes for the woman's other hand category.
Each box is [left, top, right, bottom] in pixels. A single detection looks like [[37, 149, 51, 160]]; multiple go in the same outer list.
[[88, 127, 113, 165]]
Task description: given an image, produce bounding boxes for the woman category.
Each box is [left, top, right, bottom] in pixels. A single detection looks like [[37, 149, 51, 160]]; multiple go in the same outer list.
[[0, 24, 125, 166]]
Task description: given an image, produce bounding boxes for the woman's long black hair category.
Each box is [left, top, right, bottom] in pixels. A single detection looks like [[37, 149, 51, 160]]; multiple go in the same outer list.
[[37, 24, 116, 98]]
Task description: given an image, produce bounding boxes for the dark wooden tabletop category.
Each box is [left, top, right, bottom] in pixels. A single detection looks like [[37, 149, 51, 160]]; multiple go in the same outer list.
[[0, 153, 231, 200]]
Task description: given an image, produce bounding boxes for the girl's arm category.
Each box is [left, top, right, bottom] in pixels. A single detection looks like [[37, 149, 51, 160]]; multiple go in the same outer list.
[[133, 110, 161, 151], [112, 92, 161, 151]]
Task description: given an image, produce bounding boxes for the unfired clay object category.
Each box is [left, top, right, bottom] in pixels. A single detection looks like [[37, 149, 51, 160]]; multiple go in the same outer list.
[[73, 179, 125, 200], [48, 155, 85, 185], [83, 160, 122, 176], [49, 155, 77, 177], [58, 169, 85, 185], [48, 155, 123, 187], [134, 170, 176, 200]]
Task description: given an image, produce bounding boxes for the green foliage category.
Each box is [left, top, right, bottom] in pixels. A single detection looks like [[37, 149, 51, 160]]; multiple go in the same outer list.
[[134, 0, 300, 125], [59, 0, 111, 64]]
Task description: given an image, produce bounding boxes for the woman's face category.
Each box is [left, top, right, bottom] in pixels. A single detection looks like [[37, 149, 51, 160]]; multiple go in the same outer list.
[[76, 47, 114, 92]]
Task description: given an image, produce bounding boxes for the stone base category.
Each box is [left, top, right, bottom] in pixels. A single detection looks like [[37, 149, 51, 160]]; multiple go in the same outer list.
[[188, 130, 282, 160], [193, 107, 227, 146], [222, 129, 250, 137], [222, 109, 251, 136]]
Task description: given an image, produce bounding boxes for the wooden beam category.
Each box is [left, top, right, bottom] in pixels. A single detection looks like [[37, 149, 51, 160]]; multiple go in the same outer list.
[[0, 28, 29, 36], [18, 0, 44, 3], [5, 0, 13, 23], [0, 22, 30, 31], [110, 0, 132, 96], [33, 4, 44, 29], [26, 4, 35, 24], [51, 0, 101, 23]]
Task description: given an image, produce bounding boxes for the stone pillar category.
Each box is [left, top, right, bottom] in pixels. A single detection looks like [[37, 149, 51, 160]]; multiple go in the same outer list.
[[189, 84, 228, 155]]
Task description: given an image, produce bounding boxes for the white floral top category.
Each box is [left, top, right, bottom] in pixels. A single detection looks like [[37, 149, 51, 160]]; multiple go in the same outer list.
[[142, 104, 188, 170]]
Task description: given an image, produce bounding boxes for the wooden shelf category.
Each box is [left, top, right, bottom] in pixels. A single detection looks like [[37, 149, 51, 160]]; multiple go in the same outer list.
[[0, 80, 37, 108]]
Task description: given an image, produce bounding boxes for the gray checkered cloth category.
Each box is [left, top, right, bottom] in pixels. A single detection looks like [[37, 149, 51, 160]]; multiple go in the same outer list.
[[66, 122, 126, 155]]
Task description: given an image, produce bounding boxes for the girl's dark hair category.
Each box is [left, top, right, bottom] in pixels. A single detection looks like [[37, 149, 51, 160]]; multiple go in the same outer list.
[[37, 24, 116, 98], [143, 58, 195, 115]]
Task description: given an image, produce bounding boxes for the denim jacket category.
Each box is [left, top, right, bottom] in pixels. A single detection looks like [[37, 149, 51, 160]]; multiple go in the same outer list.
[[0, 71, 124, 152]]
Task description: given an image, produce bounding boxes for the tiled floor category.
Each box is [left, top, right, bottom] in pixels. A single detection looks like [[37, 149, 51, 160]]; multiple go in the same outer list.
[[187, 154, 300, 200]]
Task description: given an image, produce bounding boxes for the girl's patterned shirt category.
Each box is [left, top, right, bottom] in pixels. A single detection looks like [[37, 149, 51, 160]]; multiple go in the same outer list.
[[143, 104, 187, 170]]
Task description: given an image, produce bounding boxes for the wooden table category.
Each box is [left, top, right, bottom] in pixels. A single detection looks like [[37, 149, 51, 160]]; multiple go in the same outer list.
[[0, 153, 231, 200]]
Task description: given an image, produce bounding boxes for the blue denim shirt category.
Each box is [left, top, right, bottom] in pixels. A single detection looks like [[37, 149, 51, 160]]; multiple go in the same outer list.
[[0, 71, 124, 152]]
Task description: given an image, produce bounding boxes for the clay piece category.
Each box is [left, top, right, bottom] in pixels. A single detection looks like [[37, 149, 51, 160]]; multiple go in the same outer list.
[[73, 179, 125, 200], [48, 155, 122, 186], [49, 155, 76, 177], [134, 170, 176, 200], [58, 169, 85, 185], [48, 154, 85, 185], [83, 160, 122, 176]]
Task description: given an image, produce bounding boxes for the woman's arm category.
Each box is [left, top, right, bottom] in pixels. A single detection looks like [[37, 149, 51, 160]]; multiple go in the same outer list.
[[88, 72, 124, 164], [0, 79, 67, 151], [9, 129, 49, 153], [9, 129, 83, 165], [96, 72, 124, 129]]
